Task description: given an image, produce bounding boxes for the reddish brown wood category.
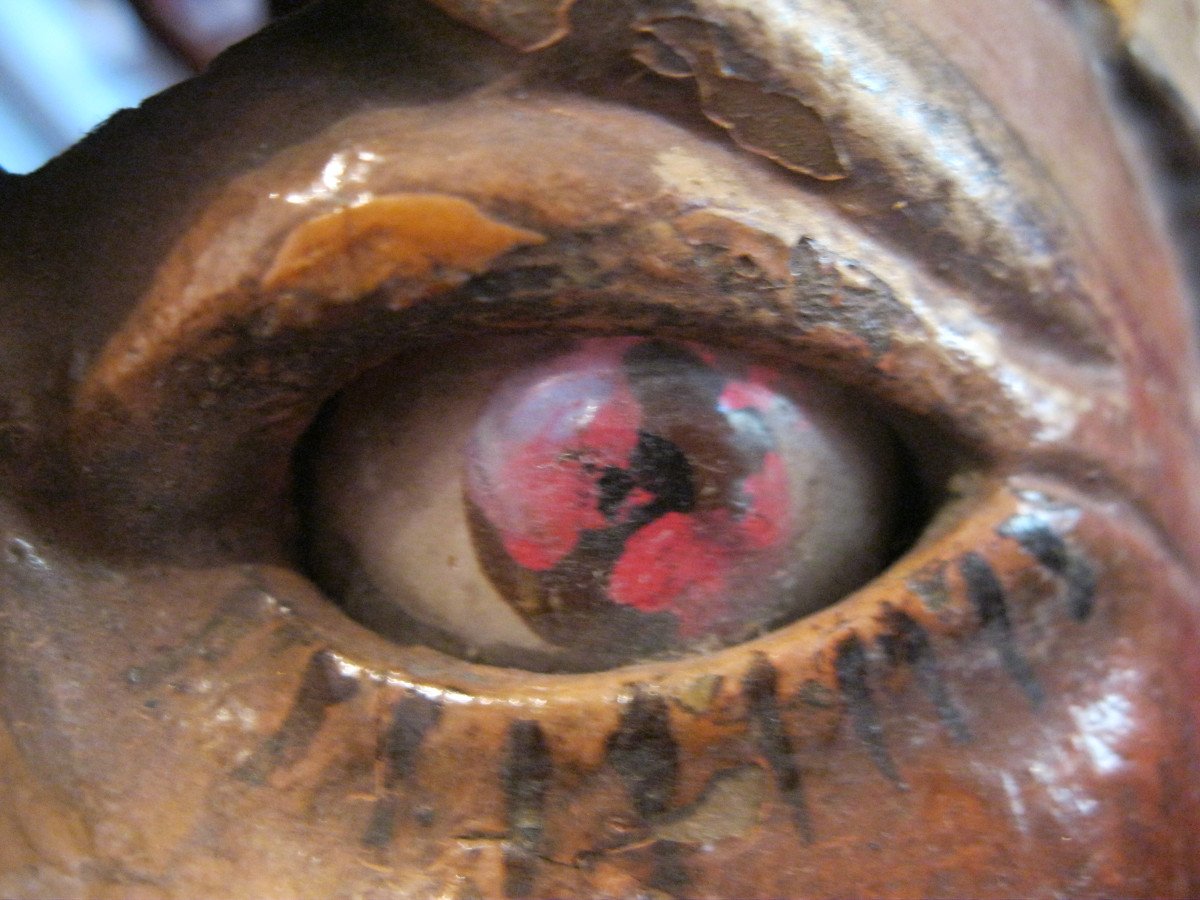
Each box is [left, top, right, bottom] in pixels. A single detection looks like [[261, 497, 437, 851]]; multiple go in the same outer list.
[[0, 1, 1197, 896]]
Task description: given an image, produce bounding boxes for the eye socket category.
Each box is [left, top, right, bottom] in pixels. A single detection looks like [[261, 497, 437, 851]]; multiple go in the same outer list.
[[300, 334, 906, 672], [61, 97, 1044, 683]]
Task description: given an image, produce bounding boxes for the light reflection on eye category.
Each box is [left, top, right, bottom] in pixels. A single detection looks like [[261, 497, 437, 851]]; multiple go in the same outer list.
[[301, 334, 904, 671]]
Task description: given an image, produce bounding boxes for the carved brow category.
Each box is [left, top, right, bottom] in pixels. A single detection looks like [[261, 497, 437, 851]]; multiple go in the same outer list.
[[444, 0, 1116, 359]]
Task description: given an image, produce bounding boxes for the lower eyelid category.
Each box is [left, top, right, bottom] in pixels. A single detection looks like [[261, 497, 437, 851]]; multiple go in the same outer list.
[[102, 478, 1117, 820]]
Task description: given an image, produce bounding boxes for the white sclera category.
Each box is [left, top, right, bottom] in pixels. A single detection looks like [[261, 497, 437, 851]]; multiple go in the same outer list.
[[305, 336, 900, 669]]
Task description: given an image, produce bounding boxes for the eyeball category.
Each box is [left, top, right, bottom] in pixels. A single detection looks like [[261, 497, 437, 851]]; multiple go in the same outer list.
[[302, 336, 901, 671]]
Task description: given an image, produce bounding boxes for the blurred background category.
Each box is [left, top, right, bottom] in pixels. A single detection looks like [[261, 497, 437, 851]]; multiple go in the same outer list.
[[0, 0, 288, 173]]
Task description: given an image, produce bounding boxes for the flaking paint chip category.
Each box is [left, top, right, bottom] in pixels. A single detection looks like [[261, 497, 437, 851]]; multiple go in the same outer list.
[[262, 193, 546, 301]]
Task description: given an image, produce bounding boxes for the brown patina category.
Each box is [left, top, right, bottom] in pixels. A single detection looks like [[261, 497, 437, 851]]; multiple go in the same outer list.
[[1, 0, 1198, 896]]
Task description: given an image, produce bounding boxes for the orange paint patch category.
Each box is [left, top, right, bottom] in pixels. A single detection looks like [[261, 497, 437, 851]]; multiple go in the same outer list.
[[1093, 0, 1144, 33], [262, 194, 546, 300]]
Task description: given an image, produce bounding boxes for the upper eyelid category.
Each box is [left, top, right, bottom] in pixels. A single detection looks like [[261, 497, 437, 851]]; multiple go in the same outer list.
[[61, 90, 1128, 553], [43, 0, 1143, 553], [77, 89, 1110, 414], [418, 0, 1116, 364], [620, 4, 1115, 362], [22, 0, 1111, 371]]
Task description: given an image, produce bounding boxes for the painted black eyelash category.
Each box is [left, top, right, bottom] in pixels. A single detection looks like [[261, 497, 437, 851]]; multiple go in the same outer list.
[[101, 468, 1129, 900], [230, 648, 359, 786], [362, 690, 445, 850], [742, 654, 813, 841], [877, 607, 971, 745], [834, 634, 905, 788], [999, 514, 1098, 622]]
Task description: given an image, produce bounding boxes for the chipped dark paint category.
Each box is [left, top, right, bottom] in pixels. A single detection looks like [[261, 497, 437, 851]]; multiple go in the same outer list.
[[628, 1, 1112, 362], [361, 690, 445, 848], [634, 15, 847, 180], [606, 690, 679, 821], [878, 609, 970, 743], [960, 552, 1046, 706], [907, 562, 952, 614], [361, 794, 399, 850], [502, 719, 553, 898], [232, 650, 358, 784], [606, 690, 688, 895], [834, 635, 904, 788], [742, 655, 812, 841], [68, 0, 1116, 564], [999, 514, 1097, 621], [788, 237, 921, 355]]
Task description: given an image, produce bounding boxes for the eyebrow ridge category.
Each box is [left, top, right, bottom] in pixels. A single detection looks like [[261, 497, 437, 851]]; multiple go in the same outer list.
[[620, 0, 1114, 360]]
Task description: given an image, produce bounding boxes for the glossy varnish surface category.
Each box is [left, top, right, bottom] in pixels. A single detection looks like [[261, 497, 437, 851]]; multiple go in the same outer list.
[[0, 0, 1198, 896]]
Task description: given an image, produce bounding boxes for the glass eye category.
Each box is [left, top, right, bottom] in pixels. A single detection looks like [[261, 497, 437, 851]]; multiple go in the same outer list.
[[301, 335, 902, 672]]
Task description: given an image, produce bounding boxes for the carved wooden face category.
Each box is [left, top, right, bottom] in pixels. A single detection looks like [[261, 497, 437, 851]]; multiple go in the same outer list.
[[2, 0, 1198, 896]]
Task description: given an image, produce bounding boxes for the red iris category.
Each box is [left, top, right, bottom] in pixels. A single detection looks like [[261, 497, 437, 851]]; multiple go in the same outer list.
[[465, 338, 799, 647]]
